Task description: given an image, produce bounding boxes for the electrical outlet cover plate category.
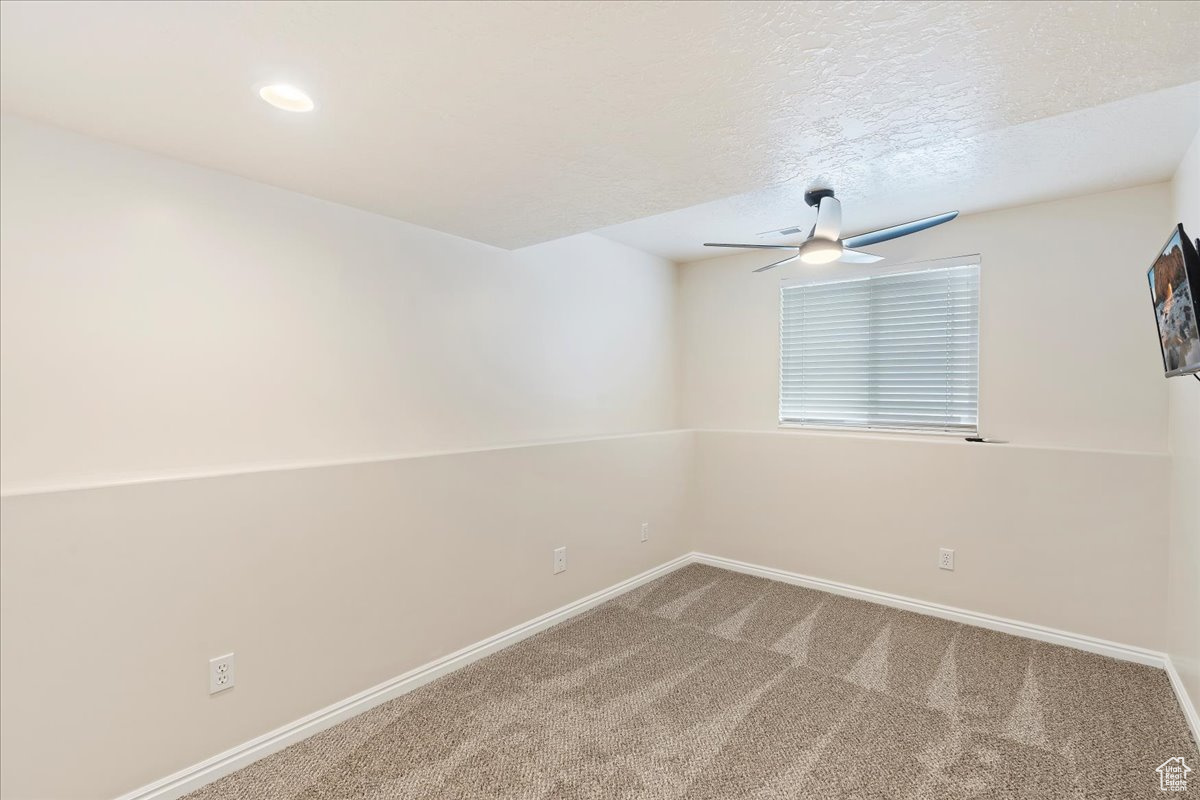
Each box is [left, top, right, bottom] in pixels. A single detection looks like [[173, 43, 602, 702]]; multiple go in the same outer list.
[[209, 653, 236, 694], [938, 548, 955, 571], [553, 546, 567, 574], [640, 522, 650, 542]]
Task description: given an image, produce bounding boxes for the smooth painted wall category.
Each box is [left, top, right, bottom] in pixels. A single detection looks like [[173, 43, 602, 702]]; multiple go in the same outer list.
[[1, 432, 692, 800], [0, 116, 687, 800], [1, 112, 1191, 800], [677, 184, 1175, 652], [1168, 129, 1200, 719], [677, 182, 1172, 452], [689, 430, 1167, 648], [0, 115, 677, 494]]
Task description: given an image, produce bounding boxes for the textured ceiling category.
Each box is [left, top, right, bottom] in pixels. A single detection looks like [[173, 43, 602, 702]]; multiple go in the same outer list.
[[2, 1, 1199, 250], [599, 82, 1200, 262]]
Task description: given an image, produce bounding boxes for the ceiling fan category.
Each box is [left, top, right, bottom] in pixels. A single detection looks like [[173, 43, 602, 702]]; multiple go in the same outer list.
[[704, 189, 958, 272]]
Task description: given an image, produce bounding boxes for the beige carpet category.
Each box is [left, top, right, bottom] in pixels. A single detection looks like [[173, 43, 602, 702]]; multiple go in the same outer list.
[[186, 564, 1198, 799]]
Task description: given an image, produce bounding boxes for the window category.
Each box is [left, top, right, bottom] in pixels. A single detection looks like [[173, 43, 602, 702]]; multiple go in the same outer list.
[[779, 261, 979, 433]]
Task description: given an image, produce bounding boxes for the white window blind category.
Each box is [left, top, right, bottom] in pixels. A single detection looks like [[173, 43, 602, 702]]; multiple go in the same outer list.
[[780, 262, 979, 433]]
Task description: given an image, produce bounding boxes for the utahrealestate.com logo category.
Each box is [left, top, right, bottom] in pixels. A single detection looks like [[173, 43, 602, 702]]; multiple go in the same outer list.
[[1157, 757, 1193, 792]]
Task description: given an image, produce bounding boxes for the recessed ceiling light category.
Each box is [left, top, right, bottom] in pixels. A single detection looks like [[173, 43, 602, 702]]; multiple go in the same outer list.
[[258, 84, 314, 113]]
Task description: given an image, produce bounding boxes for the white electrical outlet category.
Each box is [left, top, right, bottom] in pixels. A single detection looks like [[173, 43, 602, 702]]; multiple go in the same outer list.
[[553, 546, 567, 574], [640, 522, 650, 542], [938, 548, 955, 571], [209, 653, 236, 694]]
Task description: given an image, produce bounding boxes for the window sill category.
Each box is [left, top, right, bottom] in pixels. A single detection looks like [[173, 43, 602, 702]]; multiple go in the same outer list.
[[777, 422, 976, 441]]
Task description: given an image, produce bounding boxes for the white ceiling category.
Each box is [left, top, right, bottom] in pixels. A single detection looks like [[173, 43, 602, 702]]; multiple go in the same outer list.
[[2, 1, 1198, 251], [599, 82, 1200, 261]]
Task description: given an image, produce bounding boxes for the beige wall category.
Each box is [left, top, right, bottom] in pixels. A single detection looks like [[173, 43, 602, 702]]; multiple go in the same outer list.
[[1168, 129, 1200, 718], [0, 115, 677, 494], [1, 113, 1192, 800], [677, 183, 1172, 451], [677, 184, 1175, 653], [690, 430, 1168, 649], [0, 117, 687, 799], [1, 431, 693, 800]]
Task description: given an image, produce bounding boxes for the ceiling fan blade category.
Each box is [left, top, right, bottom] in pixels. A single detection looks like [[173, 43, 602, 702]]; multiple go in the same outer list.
[[812, 196, 842, 241], [841, 211, 958, 249], [703, 242, 803, 250], [752, 253, 801, 273], [837, 248, 885, 264]]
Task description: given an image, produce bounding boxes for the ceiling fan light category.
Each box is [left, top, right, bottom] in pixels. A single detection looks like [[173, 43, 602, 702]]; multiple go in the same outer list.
[[799, 238, 843, 264]]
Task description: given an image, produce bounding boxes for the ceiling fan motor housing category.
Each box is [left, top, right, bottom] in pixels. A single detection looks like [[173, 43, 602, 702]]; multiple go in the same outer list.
[[701, 187, 957, 272], [804, 188, 835, 207]]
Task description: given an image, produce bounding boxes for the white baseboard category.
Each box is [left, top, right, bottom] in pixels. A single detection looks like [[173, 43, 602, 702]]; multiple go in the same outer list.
[[691, 552, 1167, 667], [112, 554, 693, 800], [116, 550, 1198, 800], [1164, 656, 1200, 748]]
